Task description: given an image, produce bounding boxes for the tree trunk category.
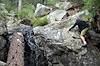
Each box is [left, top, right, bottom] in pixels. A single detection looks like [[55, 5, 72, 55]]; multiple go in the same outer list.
[[18, 0, 22, 11], [7, 32, 24, 66]]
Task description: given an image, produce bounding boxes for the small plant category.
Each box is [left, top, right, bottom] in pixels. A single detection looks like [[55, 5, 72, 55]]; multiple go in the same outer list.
[[31, 16, 48, 27]]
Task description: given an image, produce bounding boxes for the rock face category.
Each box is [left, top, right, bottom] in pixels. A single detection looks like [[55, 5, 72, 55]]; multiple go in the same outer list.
[[32, 8, 100, 66], [55, 2, 72, 10], [34, 3, 52, 17], [0, 2, 100, 66], [34, 27, 82, 51], [33, 10, 95, 53], [33, 26, 100, 66]]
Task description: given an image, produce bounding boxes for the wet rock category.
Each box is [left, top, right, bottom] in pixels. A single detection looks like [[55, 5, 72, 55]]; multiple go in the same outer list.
[[47, 10, 67, 23], [34, 3, 52, 17], [55, 2, 72, 10], [19, 24, 48, 66], [0, 36, 7, 61], [0, 36, 6, 50]]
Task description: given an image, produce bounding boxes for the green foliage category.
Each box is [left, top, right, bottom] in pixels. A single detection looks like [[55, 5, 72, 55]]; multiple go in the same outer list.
[[17, 4, 35, 19], [93, 0, 100, 13], [47, 0, 58, 5], [0, 0, 17, 12], [68, 0, 83, 4], [83, 0, 94, 11], [31, 16, 48, 26], [0, 3, 8, 20], [83, 0, 96, 16]]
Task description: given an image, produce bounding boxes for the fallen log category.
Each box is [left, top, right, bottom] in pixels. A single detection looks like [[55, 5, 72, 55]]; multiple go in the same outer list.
[[0, 61, 6, 66], [7, 32, 24, 66]]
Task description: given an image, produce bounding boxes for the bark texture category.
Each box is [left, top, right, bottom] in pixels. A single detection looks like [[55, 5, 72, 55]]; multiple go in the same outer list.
[[7, 32, 24, 66]]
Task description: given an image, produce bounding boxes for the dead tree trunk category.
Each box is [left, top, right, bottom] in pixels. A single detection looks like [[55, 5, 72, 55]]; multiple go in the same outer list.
[[18, 0, 22, 11], [7, 32, 24, 66]]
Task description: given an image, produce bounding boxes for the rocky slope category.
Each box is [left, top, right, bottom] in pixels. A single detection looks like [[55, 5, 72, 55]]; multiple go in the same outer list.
[[0, 1, 100, 66]]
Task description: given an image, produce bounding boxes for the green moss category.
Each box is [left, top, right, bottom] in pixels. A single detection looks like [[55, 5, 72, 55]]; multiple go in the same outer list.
[[82, 14, 92, 21], [31, 16, 48, 27]]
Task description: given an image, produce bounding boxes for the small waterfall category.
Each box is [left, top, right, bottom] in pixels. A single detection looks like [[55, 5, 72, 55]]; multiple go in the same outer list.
[[20, 25, 47, 66]]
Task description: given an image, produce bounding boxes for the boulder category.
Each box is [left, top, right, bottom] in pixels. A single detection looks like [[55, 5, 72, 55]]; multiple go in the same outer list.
[[46, 10, 90, 29], [47, 10, 67, 23], [88, 30, 100, 44], [55, 2, 72, 10], [6, 12, 20, 34], [0, 21, 7, 35], [33, 26, 100, 66], [34, 3, 52, 17], [34, 10, 90, 52], [33, 26, 83, 52], [21, 9, 100, 66]]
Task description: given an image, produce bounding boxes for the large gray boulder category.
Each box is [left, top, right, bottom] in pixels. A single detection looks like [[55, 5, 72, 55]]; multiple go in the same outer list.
[[55, 2, 72, 10], [30, 9, 100, 66], [34, 3, 52, 17], [34, 10, 90, 52], [33, 26, 100, 66], [33, 26, 85, 53], [47, 10, 67, 23]]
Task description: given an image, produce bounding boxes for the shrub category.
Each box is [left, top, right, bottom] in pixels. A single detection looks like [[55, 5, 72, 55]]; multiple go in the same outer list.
[[47, 0, 58, 5], [31, 16, 48, 27], [0, 3, 8, 20], [17, 4, 35, 19], [83, 0, 95, 16]]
